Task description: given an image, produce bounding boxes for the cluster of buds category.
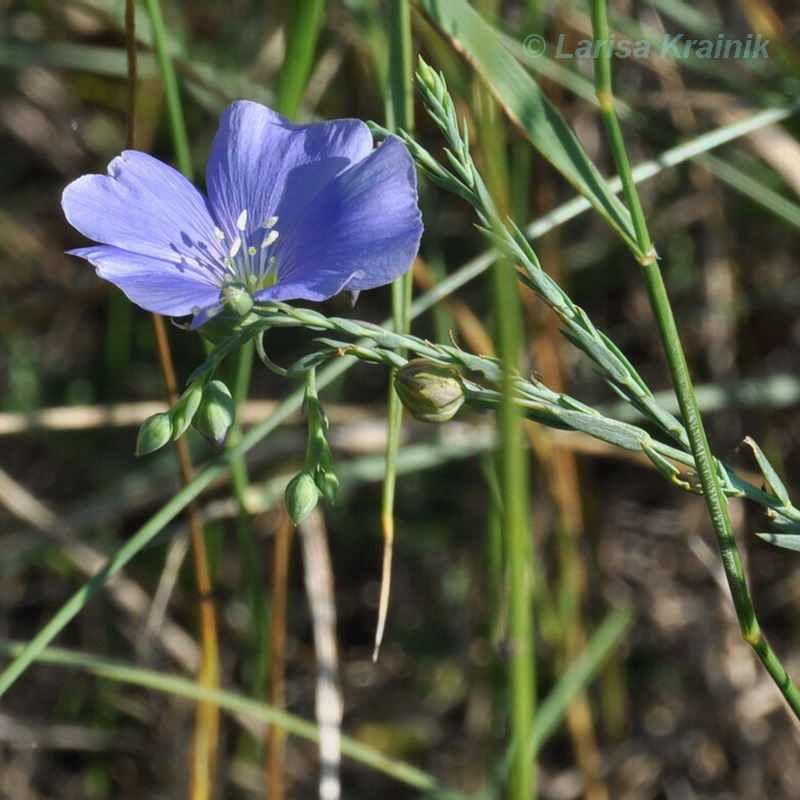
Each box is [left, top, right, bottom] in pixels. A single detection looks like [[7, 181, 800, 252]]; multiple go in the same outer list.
[[136, 379, 235, 455]]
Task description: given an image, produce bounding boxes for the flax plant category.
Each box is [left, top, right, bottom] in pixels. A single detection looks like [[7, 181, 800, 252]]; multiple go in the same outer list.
[[9, 7, 800, 799], [589, 0, 800, 718]]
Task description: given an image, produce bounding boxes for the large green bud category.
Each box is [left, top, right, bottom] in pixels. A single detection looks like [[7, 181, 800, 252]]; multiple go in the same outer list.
[[285, 471, 320, 525], [393, 359, 465, 423], [192, 380, 235, 451]]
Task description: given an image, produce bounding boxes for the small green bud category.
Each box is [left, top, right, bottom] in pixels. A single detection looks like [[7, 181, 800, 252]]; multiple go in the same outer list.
[[170, 383, 203, 439], [285, 471, 319, 525], [192, 380, 235, 451], [136, 412, 173, 456], [315, 469, 340, 503], [416, 58, 438, 93], [394, 359, 466, 423]]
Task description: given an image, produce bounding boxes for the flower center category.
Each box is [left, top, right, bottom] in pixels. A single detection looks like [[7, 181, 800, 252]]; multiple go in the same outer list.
[[216, 209, 280, 292]]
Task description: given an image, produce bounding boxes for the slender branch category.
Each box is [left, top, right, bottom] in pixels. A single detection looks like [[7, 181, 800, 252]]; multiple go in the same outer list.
[[590, 0, 800, 717]]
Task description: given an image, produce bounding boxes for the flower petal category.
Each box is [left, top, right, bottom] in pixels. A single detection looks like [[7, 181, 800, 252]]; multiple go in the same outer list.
[[62, 151, 221, 267], [258, 136, 422, 302], [71, 245, 221, 317], [205, 101, 374, 240]]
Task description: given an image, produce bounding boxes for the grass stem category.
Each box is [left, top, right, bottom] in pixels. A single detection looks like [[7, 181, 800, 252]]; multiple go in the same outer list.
[[590, 0, 800, 718]]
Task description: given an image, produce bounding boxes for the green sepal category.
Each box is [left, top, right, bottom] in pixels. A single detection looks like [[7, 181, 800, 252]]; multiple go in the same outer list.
[[195, 309, 261, 348]]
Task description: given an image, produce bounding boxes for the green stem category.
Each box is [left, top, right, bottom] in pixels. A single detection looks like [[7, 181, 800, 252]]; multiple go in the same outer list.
[[642, 263, 800, 712], [377, 0, 416, 658], [495, 250, 536, 800], [141, 0, 192, 179], [475, 62, 535, 795], [229, 342, 268, 702], [590, 0, 800, 718], [0, 350, 350, 699], [386, 0, 414, 132], [589, 0, 651, 262]]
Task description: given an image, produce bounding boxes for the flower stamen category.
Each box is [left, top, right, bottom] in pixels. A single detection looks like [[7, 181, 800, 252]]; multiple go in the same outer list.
[[218, 208, 281, 290]]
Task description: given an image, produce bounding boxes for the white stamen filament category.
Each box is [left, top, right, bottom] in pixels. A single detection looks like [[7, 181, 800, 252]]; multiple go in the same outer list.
[[215, 209, 281, 289]]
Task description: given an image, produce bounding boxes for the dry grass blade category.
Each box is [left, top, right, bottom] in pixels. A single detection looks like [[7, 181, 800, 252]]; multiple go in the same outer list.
[[299, 508, 343, 800], [0, 466, 200, 672]]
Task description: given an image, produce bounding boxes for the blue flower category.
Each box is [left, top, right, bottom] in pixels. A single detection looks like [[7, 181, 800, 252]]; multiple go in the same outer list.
[[62, 101, 423, 327]]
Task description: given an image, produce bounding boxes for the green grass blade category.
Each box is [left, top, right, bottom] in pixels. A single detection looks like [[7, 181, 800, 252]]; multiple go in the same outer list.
[[0, 642, 467, 798], [275, 0, 326, 119], [142, 0, 192, 179], [531, 607, 633, 750], [699, 152, 800, 230]]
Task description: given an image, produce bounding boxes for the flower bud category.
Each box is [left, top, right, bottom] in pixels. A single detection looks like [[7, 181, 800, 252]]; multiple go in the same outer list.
[[170, 383, 203, 439], [192, 380, 235, 451], [315, 470, 340, 504], [136, 412, 173, 456], [394, 359, 465, 423], [416, 58, 439, 93], [285, 471, 319, 525]]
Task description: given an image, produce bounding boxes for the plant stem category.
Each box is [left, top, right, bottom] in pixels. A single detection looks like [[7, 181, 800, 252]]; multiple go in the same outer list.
[[475, 61, 536, 796], [377, 0, 416, 659], [590, 0, 800, 718], [641, 262, 800, 714], [141, 0, 192, 179]]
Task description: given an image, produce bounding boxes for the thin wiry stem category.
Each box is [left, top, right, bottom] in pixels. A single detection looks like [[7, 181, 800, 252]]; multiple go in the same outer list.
[[377, 0, 416, 661], [589, 0, 800, 718]]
